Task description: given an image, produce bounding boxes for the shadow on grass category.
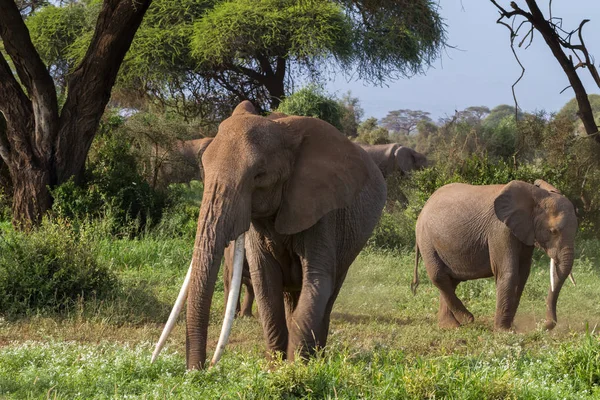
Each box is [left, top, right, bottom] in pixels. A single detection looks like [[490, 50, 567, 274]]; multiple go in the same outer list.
[[331, 312, 414, 326]]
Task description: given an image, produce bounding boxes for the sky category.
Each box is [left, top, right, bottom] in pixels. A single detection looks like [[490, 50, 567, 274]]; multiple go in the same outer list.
[[326, 0, 600, 121]]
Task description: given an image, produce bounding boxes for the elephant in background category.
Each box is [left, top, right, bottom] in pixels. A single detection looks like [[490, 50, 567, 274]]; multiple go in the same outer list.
[[356, 143, 428, 178], [155, 101, 386, 369], [414, 179, 577, 331], [151, 137, 213, 187]]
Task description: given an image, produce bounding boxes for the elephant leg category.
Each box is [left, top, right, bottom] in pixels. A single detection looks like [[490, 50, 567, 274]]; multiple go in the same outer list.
[[494, 249, 532, 330], [246, 235, 288, 359], [287, 265, 333, 361], [239, 278, 254, 317], [425, 252, 474, 326], [438, 278, 461, 328], [284, 291, 300, 333]]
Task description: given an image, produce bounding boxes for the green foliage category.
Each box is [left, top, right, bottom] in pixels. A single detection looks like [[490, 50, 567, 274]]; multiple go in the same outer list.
[[356, 117, 391, 144], [192, 0, 353, 67], [345, 0, 447, 82], [367, 209, 415, 251], [26, 4, 90, 88], [51, 117, 168, 233], [277, 85, 343, 130], [0, 219, 116, 316]]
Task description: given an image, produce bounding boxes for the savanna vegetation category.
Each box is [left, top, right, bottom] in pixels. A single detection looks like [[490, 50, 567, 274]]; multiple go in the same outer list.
[[0, 0, 599, 398]]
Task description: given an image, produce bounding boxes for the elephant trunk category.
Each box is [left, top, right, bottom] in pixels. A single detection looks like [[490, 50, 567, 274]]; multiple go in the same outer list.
[[545, 248, 574, 330], [185, 180, 250, 369]]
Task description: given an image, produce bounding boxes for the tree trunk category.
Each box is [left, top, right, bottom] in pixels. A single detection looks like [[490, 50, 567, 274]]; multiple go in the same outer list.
[[523, 0, 599, 140], [0, 0, 152, 228]]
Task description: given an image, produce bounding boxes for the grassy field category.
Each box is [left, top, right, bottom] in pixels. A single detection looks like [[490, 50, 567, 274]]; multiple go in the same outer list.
[[0, 235, 599, 399]]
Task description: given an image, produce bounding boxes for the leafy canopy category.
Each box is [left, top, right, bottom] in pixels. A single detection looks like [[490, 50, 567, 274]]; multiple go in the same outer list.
[[192, 0, 353, 67]]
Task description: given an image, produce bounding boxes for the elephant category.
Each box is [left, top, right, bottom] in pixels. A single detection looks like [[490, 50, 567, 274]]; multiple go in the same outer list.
[[152, 100, 387, 369], [151, 137, 213, 187], [413, 179, 577, 331], [356, 143, 428, 178]]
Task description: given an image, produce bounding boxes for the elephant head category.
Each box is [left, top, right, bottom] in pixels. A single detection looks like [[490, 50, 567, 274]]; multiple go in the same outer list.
[[154, 101, 372, 369], [394, 146, 428, 175], [494, 179, 578, 330]]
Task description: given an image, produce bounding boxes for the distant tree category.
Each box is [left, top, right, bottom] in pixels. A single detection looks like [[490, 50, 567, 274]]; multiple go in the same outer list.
[[491, 0, 600, 142], [457, 106, 491, 124], [483, 104, 524, 129], [356, 117, 391, 144], [337, 92, 364, 137], [0, 0, 152, 227], [380, 109, 432, 135]]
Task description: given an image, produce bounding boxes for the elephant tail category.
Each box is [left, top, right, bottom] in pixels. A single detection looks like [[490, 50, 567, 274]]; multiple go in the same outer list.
[[411, 243, 420, 295]]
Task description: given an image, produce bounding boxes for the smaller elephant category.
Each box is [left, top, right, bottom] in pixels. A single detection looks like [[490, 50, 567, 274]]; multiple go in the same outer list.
[[414, 179, 577, 331], [356, 143, 427, 178], [152, 137, 213, 187]]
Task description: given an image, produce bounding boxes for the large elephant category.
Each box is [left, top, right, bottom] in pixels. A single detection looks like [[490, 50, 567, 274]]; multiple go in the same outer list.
[[413, 179, 577, 331], [153, 101, 386, 369], [356, 143, 427, 178]]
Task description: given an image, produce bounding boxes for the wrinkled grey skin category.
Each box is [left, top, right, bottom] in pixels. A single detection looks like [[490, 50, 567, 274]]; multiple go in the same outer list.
[[356, 143, 428, 178], [414, 180, 577, 331], [186, 101, 386, 369], [197, 137, 255, 318]]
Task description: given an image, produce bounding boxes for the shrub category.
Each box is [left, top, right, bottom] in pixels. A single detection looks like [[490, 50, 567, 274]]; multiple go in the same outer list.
[[51, 128, 168, 234], [0, 219, 117, 316], [277, 85, 343, 130], [367, 209, 416, 251]]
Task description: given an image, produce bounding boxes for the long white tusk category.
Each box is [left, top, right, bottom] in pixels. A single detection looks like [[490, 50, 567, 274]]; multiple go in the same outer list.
[[151, 261, 193, 363], [569, 272, 576, 286], [210, 233, 245, 368], [550, 258, 556, 293]]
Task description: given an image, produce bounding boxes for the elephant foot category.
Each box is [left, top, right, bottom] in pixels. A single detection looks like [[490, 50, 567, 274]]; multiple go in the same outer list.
[[438, 317, 460, 329], [455, 311, 475, 326], [544, 319, 557, 331], [238, 310, 254, 318]]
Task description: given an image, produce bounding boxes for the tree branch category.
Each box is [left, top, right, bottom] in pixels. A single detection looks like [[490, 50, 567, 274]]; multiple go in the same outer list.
[[490, 0, 599, 140]]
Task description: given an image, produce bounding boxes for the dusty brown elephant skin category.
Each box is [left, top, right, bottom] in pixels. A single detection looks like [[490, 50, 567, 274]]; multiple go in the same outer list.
[[356, 143, 427, 178], [184, 101, 386, 369], [413, 180, 577, 331]]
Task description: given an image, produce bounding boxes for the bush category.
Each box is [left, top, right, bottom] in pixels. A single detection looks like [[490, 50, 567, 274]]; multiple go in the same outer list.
[[51, 128, 169, 234], [367, 210, 416, 251], [277, 85, 343, 130], [153, 181, 203, 239], [0, 219, 117, 316]]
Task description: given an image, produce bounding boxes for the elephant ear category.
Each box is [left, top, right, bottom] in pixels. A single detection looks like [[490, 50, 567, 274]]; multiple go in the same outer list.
[[232, 100, 258, 116], [534, 179, 561, 194], [196, 137, 213, 180], [394, 146, 416, 173], [494, 180, 536, 246], [274, 117, 369, 235]]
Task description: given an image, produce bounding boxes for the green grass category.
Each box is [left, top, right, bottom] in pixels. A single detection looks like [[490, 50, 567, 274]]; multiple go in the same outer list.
[[0, 235, 599, 398]]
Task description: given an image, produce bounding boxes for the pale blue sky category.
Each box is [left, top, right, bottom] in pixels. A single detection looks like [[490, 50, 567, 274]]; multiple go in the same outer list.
[[326, 0, 600, 121]]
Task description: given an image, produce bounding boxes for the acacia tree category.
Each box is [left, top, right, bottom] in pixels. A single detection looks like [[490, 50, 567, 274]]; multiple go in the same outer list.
[[490, 0, 600, 142], [380, 109, 432, 135], [0, 0, 152, 227]]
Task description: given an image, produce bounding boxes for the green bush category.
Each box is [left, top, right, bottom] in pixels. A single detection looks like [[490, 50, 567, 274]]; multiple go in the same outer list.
[[51, 128, 168, 234], [0, 219, 117, 316], [277, 85, 343, 130], [153, 181, 203, 239], [367, 210, 416, 251]]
